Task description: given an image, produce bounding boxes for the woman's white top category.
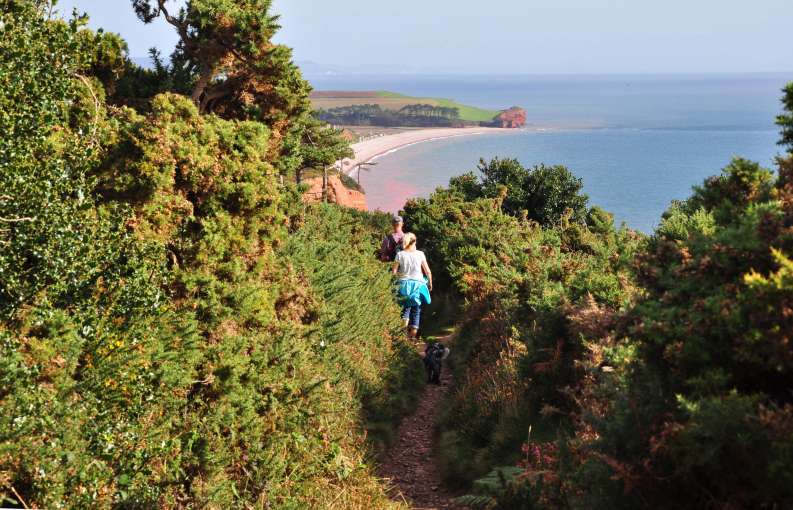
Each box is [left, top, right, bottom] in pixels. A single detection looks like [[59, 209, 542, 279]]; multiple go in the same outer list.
[[395, 249, 427, 281]]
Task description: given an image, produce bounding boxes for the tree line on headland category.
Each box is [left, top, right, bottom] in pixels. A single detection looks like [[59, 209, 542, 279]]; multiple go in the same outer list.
[[317, 103, 467, 128], [1, 0, 792, 508]]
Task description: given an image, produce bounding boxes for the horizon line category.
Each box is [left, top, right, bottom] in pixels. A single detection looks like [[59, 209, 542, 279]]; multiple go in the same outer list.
[[299, 70, 793, 77], [127, 56, 793, 77]]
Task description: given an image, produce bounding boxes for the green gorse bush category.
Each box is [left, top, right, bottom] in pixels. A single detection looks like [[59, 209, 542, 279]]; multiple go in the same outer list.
[[402, 86, 793, 509], [0, 3, 415, 508]]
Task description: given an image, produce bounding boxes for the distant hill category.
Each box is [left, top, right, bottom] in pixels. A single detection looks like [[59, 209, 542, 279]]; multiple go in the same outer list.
[[310, 90, 500, 124]]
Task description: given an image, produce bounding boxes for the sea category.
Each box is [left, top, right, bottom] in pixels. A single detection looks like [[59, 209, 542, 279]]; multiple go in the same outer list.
[[307, 73, 792, 233]]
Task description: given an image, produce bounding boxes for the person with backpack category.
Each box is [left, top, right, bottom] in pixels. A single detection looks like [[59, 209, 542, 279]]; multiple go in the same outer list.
[[424, 341, 450, 384], [392, 232, 433, 338], [379, 215, 404, 262]]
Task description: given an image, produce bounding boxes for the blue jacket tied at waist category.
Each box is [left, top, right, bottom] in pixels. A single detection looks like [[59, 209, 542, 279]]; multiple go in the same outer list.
[[396, 278, 431, 307]]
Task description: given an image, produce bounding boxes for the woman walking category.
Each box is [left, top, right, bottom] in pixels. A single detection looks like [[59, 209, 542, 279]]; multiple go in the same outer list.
[[392, 233, 433, 338]]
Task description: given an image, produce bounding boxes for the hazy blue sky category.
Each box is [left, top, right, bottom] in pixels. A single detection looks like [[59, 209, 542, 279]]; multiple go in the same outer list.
[[57, 0, 793, 73]]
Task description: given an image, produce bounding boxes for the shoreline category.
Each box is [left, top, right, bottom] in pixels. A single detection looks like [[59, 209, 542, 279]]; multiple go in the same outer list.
[[337, 127, 517, 175]]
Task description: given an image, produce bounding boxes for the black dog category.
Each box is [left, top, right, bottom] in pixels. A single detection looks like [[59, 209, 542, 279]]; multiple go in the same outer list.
[[424, 342, 449, 384]]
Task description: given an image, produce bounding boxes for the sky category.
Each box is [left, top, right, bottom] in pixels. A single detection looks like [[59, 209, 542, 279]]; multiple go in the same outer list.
[[56, 0, 793, 74]]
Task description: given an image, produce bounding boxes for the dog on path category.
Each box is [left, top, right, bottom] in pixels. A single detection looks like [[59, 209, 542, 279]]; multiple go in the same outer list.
[[424, 341, 450, 384]]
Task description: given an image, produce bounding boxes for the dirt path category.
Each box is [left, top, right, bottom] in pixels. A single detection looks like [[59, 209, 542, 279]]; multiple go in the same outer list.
[[378, 336, 468, 510]]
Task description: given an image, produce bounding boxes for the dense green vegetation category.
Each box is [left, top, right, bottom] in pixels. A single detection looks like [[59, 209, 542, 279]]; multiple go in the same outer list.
[[401, 86, 793, 509], [0, 1, 417, 507]]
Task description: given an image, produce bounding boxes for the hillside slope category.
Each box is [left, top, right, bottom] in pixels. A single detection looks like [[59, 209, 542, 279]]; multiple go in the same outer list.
[[0, 5, 421, 508]]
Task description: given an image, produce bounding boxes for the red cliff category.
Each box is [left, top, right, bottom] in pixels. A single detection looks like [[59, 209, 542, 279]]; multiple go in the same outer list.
[[492, 107, 526, 128], [302, 175, 367, 211]]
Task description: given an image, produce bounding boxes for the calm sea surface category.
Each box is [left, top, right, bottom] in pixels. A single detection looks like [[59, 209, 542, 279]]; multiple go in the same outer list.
[[307, 73, 791, 232]]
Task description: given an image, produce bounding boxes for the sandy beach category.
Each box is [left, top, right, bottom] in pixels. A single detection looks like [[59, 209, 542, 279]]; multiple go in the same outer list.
[[336, 127, 514, 175]]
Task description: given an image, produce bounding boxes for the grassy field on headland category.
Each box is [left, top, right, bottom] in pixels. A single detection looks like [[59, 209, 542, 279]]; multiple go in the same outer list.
[[310, 90, 500, 122]]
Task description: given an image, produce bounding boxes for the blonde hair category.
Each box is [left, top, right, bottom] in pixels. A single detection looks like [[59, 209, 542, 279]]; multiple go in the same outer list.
[[402, 232, 417, 250]]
